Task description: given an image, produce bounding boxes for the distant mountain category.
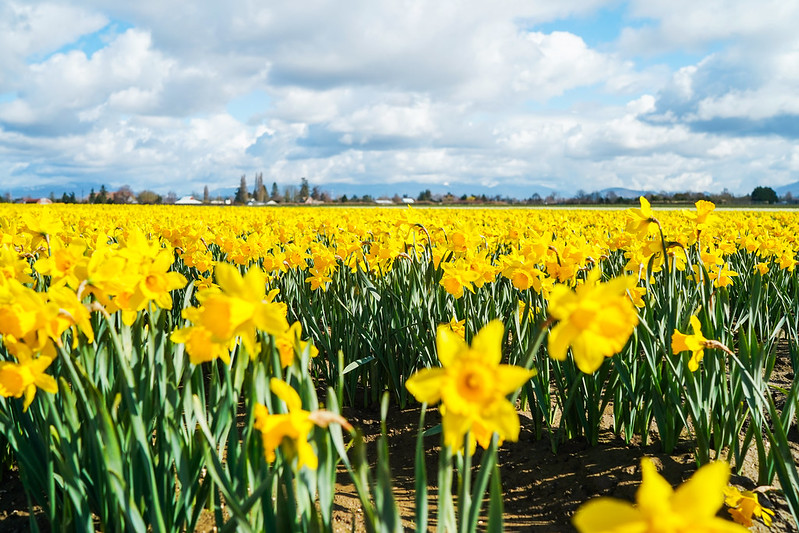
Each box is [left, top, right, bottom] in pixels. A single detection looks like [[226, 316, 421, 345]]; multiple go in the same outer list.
[[597, 187, 651, 200], [2, 181, 103, 201], [321, 180, 559, 200], [776, 181, 799, 197]]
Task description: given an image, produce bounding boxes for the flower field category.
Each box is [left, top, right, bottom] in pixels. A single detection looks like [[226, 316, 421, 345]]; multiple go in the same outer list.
[[1, 202, 797, 532]]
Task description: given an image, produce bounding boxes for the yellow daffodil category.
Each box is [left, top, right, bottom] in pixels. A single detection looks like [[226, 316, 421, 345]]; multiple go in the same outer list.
[[723, 486, 775, 528], [709, 262, 738, 288], [171, 265, 289, 364], [253, 378, 351, 470], [439, 260, 480, 299], [0, 244, 33, 284], [443, 317, 466, 340], [574, 458, 747, 533], [753, 262, 770, 275], [405, 320, 535, 452], [305, 267, 332, 291], [671, 315, 732, 373], [626, 197, 659, 239], [685, 200, 716, 229], [275, 321, 318, 368], [33, 237, 87, 289], [0, 354, 58, 411], [254, 378, 319, 470], [546, 270, 639, 374]]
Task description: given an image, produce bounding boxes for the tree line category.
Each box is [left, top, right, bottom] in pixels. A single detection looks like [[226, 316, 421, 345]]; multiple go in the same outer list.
[[1, 179, 793, 206]]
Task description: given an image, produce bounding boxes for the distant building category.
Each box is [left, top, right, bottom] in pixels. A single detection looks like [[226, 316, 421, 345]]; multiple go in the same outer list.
[[401, 197, 415, 204], [175, 195, 202, 205], [375, 199, 393, 205]]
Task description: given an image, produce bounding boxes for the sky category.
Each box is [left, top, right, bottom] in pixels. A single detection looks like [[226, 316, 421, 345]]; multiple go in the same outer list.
[[1, 0, 798, 198]]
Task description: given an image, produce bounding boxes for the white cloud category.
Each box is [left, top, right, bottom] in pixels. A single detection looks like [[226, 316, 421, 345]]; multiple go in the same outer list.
[[0, 1, 107, 85], [621, 0, 799, 55], [1, 0, 798, 196]]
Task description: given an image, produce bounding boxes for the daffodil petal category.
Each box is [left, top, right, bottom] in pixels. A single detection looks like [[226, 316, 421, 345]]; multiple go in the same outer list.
[[405, 367, 446, 404], [494, 365, 536, 395], [269, 378, 304, 412], [672, 460, 729, 520], [436, 326, 464, 367], [470, 319, 504, 365], [573, 497, 644, 533]]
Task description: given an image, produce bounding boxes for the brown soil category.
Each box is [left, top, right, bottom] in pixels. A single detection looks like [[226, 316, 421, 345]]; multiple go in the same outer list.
[[2, 351, 797, 533], [331, 403, 798, 533]]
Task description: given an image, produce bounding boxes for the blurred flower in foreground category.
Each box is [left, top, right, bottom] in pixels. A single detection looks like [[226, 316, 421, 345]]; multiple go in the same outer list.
[[724, 485, 775, 528], [573, 458, 747, 533], [547, 270, 639, 374], [405, 320, 535, 453]]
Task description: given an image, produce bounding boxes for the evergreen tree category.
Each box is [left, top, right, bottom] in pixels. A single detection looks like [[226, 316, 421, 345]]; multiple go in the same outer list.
[[299, 177, 309, 200], [97, 185, 108, 203], [270, 182, 280, 201], [235, 175, 249, 204], [203, 185, 210, 203]]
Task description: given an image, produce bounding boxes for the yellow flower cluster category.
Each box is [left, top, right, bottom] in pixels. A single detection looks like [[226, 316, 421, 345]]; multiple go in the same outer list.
[[1, 201, 798, 413]]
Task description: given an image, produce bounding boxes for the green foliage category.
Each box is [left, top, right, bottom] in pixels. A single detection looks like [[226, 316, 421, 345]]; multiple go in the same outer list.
[[751, 185, 778, 203]]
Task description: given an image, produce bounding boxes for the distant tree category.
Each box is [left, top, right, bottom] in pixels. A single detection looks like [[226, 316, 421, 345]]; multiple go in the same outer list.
[[299, 178, 310, 200], [253, 172, 266, 202], [203, 185, 210, 203], [164, 191, 178, 204], [270, 182, 281, 201], [235, 175, 249, 204], [339, 194, 348, 203], [68, 192, 76, 203], [751, 186, 778, 204], [114, 185, 135, 204], [784, 191, 795, 204], [137, 190, 161, 204], [311, 185, 321, 200], [284, 185, 297, 203], [97, 185, 108, 204], [417, 189, 432, 202]]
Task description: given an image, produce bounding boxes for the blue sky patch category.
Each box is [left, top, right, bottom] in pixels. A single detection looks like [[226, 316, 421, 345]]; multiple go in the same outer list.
[[226, 90, 271, 123], [32, 20, 134, 63]]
